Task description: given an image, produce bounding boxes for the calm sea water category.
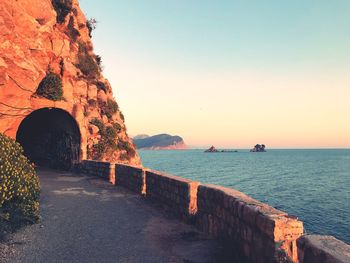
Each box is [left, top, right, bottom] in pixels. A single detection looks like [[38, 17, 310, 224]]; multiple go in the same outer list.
[[139, 149, 350, 243]]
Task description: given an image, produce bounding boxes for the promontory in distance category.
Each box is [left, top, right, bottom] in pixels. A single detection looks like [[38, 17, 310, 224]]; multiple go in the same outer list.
[[133, 134, 188, 150]]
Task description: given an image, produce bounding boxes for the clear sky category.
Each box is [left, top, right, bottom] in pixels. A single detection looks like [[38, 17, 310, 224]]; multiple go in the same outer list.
[[80, 0, 350, 148]]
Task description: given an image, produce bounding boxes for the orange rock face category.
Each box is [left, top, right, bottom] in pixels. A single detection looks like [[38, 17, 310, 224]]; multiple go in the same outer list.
[[0, 0, 141, 166]]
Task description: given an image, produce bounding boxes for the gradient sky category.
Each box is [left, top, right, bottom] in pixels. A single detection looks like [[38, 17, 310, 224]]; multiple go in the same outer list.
[[80, 0, 350, 148]]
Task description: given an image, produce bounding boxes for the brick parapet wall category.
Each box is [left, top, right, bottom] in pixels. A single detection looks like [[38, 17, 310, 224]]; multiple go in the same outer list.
[[76, 161, 350, 263]]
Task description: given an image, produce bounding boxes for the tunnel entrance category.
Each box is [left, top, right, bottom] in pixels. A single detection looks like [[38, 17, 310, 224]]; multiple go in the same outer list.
[[16, 108, 81, 170]]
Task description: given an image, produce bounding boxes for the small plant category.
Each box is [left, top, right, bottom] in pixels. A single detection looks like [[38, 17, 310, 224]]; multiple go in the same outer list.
[[67, 16, 80, 42], [105, 126, 117, 140], [59, 59, 64, 76], [36, 71, 64, 101], [0, 133, 40, 225], [86, 18, 97, 38], [105, 126, 117, 148], [118, 140, 136, 158], [77, 42, 100, 78], [113, 123, 122, 133], [96, 81, 107, 92], [92, 141, 106, 160], [103, 99, 119, 119], [72, 8, 78, 16], [52, 0, 73, 24], [95, 55, 102, 70], [119, 153, 129, 161], [90, 118, 105, 135], [88, 99, 97, 107], [120, 111, 125, 122], [275, 241, 293, 263]]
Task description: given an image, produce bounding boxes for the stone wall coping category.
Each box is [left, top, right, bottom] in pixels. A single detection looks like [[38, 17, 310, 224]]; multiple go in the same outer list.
[[297, 235, 350, 263], [116, 163, 144, 170], [199, 183, 290, 219], [82, 160, 111, 164], [146, 169, 199, 185]]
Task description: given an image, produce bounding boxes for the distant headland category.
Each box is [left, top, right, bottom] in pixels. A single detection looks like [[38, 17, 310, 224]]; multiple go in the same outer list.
[[133, 134, 187, 150]]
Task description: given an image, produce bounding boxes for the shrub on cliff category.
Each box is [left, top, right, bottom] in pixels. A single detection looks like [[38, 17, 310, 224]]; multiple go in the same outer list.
[[95, 55, 102, 70], [120, 111, 125, 122], [103, 99, 119, 119], [105, 126, 117, 147], [105, 126, 117, 140], [67, 16, 80, 42], [113, 123, 122, 133], [118, 140, 136, 158], [92, 142, 106, 160], [86, 18, 97, 38], [90, 118, 105, 135], [96, 81, 107, 93], [52, 0, 73, 24], [77, 42, 100, 78], [36, 72, 64, 101], [0, 133, 40, 225]]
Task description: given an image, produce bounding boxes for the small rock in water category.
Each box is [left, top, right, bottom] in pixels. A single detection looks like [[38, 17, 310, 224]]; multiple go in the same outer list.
[[204, 146, 219, 153], [250, 144, 266, 152]]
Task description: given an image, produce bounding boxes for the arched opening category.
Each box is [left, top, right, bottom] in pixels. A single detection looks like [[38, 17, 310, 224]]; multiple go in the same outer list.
[[16, 108, 81, 170]]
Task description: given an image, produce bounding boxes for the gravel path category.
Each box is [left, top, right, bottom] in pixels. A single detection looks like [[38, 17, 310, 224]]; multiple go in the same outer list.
[[2, 168, 229, 263]]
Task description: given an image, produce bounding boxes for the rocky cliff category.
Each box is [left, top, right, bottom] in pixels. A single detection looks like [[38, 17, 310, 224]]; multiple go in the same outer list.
[[0, 0, 141, 166]]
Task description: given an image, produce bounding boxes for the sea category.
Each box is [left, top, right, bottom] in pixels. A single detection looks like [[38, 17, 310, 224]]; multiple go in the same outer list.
[[139, 149, 350, 244]]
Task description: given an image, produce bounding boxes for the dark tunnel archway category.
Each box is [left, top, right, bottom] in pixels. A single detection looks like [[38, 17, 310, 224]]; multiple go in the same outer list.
[[16, 108, 81, 170]]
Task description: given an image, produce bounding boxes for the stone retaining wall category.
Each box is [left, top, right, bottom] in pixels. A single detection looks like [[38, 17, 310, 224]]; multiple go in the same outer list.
[[297, 235, 350, 263], [145, 170, 199, 220], [75, 160, 112, 180], [115, 164, 146, 194], [76, 161, 350, 263], [196, 184, 303, 262]]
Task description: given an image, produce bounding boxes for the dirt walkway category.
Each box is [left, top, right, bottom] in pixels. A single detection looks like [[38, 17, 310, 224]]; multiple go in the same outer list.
[[2, 168, 229, 263]]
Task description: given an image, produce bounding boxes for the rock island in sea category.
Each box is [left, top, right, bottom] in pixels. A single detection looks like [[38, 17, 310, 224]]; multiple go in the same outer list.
[[204, 146, 238, 153], [250, 144, 266, 152]]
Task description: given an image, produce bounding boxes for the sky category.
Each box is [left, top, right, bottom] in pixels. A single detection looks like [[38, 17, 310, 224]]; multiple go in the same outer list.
[[80, 0, 350, 148]]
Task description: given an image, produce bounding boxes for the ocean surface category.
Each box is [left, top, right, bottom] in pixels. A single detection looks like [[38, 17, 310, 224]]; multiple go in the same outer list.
[[139, 149, 350, 243]]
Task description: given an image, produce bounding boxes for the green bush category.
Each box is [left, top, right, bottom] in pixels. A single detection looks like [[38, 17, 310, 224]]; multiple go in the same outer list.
[[67, 16, 80, 42], [88, 99, 97, 107], [108, 99, 119, 112], [112, 123, 122, 133], [86, 18, 97, 38], [120, 111, 125, 122], [95, 55, 102, 70], [89, 120, 117, 159], [118, 140, 136, 158], [90, 118, 105, 135], [77, 42, 99, 78], [119, 153, 129, 161], [96, 81, 107, 92], [103, 99, 119, 119], [52, 0, 73, 24], [92, 142, 106, 160], [104, 126, 116, 147], [0, 133, 40, 224], [105, 126, 117, 140], [36, 72, 63, 101]]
